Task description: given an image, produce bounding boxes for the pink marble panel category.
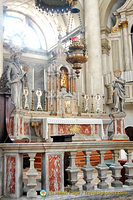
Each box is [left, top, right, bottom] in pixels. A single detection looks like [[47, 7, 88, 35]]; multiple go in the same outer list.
[[24, 123, 29, 136], [81, 125, 91, 136], [48, 155, 61, 191], [117, 120, 121, 134], [9, 117, 14, 136], [95, 125, 98, 134], [103, 124, 107, 134], [17, 118, 19, 136], [20, 118, 22, 134], [58, 124, 69, 135], [6, 156, 16, 194]]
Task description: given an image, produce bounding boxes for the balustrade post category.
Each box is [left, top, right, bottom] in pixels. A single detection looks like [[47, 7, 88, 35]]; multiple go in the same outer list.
[[26, 153, 38, 198], [82, 151, 94, 190], [124, 150, 133, 186], [66, 151, 80, 191], [110, 150, 123, 187], [96, 150, 109, 189]]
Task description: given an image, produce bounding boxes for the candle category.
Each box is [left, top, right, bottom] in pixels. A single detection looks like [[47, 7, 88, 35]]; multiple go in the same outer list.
[[102, 76, 104, 95], [91, 76, 93, 95], [82, 73, 84, 93], [32, 68, 34, 90], [44, 69, 46, 90]]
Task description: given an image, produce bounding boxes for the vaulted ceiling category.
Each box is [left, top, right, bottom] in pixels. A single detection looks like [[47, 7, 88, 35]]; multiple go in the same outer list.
[[3, 0, 83, 50]]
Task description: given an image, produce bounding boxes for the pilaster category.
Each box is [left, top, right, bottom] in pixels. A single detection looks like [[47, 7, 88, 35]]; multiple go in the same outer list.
[[119, 20, 130, 71], [0, 0, 3, 78]]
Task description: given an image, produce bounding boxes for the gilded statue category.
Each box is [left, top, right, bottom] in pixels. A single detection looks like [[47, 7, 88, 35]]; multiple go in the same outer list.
[[60, 69, 68, 89]]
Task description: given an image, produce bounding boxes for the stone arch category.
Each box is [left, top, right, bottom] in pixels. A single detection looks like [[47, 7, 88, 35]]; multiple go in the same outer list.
[[100, 0, 122, 28]]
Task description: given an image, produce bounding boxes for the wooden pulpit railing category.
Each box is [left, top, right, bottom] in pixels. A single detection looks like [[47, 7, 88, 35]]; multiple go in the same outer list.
[[0, 92, 15, 143]]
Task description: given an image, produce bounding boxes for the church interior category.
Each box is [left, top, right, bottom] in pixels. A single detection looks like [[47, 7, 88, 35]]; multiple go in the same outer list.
[[1, 0, 133, 199]]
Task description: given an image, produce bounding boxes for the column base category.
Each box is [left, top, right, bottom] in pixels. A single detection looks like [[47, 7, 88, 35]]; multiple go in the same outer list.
[[83, 183, 94, 190], [27, 189, 37, 198], [67, 185, 79, 192], [111, 180, 123, 187], [97, 181, 109, 189], [125, 179, 133, 186]]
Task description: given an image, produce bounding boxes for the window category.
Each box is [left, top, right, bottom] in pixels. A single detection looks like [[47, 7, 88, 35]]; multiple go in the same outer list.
[[4, 14, 46, 50]]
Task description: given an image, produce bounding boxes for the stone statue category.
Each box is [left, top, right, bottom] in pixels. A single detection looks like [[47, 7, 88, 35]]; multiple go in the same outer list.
[[7, 52, 26, 109], [112, 70, 126, 113]]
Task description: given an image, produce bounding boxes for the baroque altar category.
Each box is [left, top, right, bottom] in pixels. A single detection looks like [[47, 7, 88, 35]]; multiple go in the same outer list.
[[1, 43, 128, 142]]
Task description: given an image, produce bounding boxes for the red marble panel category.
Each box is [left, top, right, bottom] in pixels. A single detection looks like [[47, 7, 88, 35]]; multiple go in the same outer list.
[[9, 117, 14, 136], [103, 124, 107, 134], [48, 155, 61, 192], [117, 120, 121, 134], [58, 124, 69, 135], [6, 156, 16, 194], [17, 118, 19, 136], [123, 120, 125, 134], [95, 125, 98, 134], [24, 123, 29, 136], [50, 124, 53, 135], [81, 125, 91, 136], [20, 118, 22, 134]]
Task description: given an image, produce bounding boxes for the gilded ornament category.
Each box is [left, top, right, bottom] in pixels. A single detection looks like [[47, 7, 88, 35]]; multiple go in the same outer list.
[[68, 124, 81, 135]]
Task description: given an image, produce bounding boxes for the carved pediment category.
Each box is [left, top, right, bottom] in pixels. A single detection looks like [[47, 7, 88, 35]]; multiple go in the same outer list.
[[117, 0, 133, 14]]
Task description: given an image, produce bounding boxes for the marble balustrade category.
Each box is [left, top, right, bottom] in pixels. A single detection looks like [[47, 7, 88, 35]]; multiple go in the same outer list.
[[0, 141, 133, 198]]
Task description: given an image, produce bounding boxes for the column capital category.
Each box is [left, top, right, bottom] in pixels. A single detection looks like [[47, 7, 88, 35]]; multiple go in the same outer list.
[[119, 20, 128, 29]]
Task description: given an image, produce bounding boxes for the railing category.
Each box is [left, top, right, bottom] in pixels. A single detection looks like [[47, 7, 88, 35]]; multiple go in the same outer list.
[[0, 141, 133, 199]]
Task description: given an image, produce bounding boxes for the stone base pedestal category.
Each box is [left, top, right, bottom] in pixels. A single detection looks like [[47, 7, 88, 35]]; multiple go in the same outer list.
[[110, 112, 128, 140]]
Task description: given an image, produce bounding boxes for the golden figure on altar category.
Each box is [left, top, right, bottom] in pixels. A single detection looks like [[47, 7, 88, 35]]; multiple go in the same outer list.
[[60, 67, 68, 90]]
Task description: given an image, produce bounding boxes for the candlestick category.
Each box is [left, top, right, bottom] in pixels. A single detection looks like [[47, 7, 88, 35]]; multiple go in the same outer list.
[[103, 96, 106, 113], [31, 90, 34, 111], [82, 94, 85, 113], [91, 95, 94, 113], [44, 90, 47, 111], [32, 68, 34, 90]]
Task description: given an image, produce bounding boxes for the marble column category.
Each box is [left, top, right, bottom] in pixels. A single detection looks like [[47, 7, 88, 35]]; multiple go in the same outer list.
[[85, 0, 103, 96], [0, 0, 3, 78], [120, 21, 130, 71]]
